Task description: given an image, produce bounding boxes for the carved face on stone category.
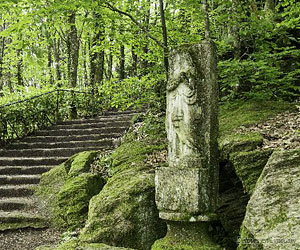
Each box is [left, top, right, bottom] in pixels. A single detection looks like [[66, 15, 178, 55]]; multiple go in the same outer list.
[[167, 50, 203, 167]]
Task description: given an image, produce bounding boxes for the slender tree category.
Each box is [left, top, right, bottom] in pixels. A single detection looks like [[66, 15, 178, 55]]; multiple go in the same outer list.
[[159, 0, 169, 74], [90, 12, 105, 87], [67, 11, 79, 88]]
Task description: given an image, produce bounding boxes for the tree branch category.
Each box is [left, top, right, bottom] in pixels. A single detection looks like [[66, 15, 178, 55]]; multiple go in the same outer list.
[[104, 2, 164, 49], [55, 26, 67, 43]]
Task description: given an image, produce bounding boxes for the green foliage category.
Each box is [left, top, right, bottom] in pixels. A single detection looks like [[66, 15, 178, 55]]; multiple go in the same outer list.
[[0, 0, 299, 119], [217, 0, 300, 101], [98, 74, 163, 111], [0, 88, 99, 144]]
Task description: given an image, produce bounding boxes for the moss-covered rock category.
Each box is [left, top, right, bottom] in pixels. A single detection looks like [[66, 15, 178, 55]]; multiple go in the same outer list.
[[152, 222, 222, 250], [238, 226, 262, 250], [35, 157, 72, 227], [219, 132, 263, 159], [238, 149, 300, 250], [79, 141, 167, 250], [68, 151, 98, 178], [35, 151, 100, 229], [57, 173, 105, 230], [229, 149, 273, 195], [217, 133, 270, 248], [36, 239, 134, 250], [109, 141, 165, 175]]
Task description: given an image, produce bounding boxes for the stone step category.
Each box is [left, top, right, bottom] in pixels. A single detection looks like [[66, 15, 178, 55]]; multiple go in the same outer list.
[[56, 113, 136, 125], [0, 166, 52, 175], [0, 197, 33, 211], [0, 211, 47, 231], [0, 147, 105, 158], [0, 175, 41, 185], [53, 120, 131, 130], [0, 185, 36, 197], [22, 133, 121, 143], [104, 110, 136, 114], [103, 110, 140, 117], [5, 140, 113, 150], [0, 157, 68, 166], [35, 126, 127, 136]]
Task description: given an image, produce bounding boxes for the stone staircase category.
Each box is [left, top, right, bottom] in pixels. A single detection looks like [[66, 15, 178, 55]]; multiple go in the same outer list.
[[0, 111, 136, 231]]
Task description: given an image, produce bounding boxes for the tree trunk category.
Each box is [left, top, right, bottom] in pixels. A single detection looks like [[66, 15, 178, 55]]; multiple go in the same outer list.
[[90, 12, 105, 87], [119, 45, 125, 80], [16, 49, 23, 86], [202, 0, 211, 40], [66, 11, 79, 119], [53, 38, 62, 84], [0, 33, 5, 92], [107, 52, 113, 80], [231, 0, 241, 59], [131, 46, 138, 76], [83, 41, 88, 87], [47, 44, 54, 85], [141, 2, 151, 72], [159, 0, 169, 74], [67, 11, 79, 88]]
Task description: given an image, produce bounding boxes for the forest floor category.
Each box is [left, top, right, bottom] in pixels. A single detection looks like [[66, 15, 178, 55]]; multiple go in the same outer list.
[[236, 110, 300, 150], [0, 108, 298, 250], [0, 227, 62, 250]]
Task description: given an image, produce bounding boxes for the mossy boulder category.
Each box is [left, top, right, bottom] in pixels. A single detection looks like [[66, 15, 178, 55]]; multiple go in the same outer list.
[[219, 132, 263, 159], [57, 173, 105, 230], [217, 133, 270, 248], [229, 149, 273, 195], [238, 149, 300, 250], [36, 157, 73, 227], [79, 141, 167, 250], [67, 151, 98, 178], [36, 239, 134, 250], [35, 151, 102, 229]]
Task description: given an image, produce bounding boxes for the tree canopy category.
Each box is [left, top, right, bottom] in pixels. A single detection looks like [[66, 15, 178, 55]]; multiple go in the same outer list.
[[0, 0, 299, 107]]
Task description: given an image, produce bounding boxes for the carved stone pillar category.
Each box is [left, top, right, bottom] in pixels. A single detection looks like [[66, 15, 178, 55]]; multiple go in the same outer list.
[[152, 41, 221, 250]]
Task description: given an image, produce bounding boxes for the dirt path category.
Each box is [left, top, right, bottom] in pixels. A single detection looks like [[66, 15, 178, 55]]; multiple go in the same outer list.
[[0, 228, 62, 250]]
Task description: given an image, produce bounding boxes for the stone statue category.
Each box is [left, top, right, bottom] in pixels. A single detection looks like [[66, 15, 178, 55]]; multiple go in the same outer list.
[[167, 67, 203, 169], [153, 41, 221, 250]]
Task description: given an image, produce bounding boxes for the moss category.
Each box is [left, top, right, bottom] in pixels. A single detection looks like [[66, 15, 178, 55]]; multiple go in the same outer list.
[[237, 226, 262, 250], [35, 239, 78, 250], [238, 149, 300, 250], [0, 221, 47, 231], [36, 239, 134, 250], [79, 142, 167, 250], [57, 173, 106, 230], [37, 162, 68, 195], [35, 151, 100, 229], [151, 222, 222, 250], [219, 100, 295, 137], [35, 162, 70, 227], [219, 132, 263, 159], [110, 141, 165, 175], [265, 206, 288, 231], [68, 151, 98, 178], [80, 171, 166, 249], [230, 149, 273, 195], [77, 242, 134, 250]]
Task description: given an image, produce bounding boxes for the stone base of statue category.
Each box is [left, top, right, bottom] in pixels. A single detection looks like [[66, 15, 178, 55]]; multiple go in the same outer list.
[[151, 221, 222, 250]]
